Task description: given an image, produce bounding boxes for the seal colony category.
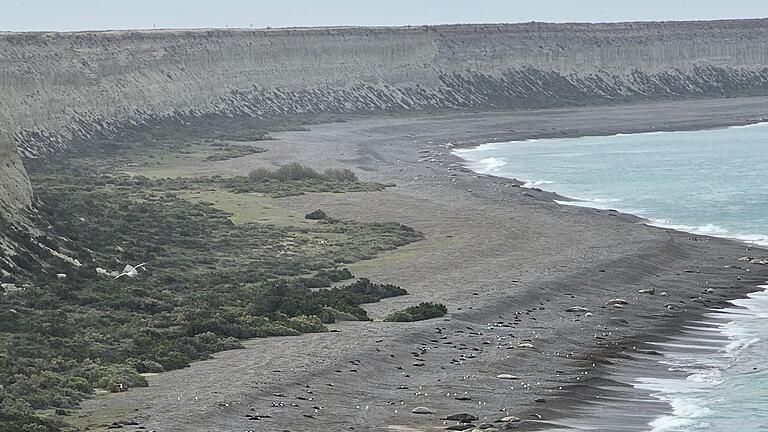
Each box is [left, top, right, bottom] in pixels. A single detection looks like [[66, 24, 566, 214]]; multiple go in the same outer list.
[[75, 96, 768, 431]]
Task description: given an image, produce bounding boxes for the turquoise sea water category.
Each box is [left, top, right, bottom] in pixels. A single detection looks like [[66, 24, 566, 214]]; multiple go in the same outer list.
[[455, 123, 768, 246], [454, 124, 768, 431]]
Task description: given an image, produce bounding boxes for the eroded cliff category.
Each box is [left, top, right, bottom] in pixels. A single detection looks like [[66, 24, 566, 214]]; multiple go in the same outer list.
[[0, 129, 31, 216], [1, 19, 768, 156], [0, 129, 33, 276]]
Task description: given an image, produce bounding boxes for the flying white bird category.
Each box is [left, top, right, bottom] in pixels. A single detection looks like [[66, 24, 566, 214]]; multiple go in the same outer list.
[[114, 263, 148, 280]]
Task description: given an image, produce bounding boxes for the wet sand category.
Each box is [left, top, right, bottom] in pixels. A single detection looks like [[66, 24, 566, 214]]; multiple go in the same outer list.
[[79, 96, 768, 431]]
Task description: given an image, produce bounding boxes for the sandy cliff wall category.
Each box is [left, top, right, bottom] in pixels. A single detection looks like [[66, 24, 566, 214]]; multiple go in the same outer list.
[[0, 129, 33, 272], [1, 19, 768, 156], [0, 130, 32, 215]]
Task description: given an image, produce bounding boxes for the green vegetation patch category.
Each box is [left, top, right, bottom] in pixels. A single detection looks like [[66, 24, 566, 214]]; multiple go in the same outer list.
[[48, 134, 271, 177], [383, 302, 448, 322], [187, 174, 387, 198], [117, 164, 389, 198], [0, 159, 421, 430], [209, 162, 389, 197], [204, 142, 267, 162]]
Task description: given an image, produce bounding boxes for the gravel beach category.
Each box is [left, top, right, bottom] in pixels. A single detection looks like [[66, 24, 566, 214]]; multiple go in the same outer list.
[[78, 96, 768, 432]]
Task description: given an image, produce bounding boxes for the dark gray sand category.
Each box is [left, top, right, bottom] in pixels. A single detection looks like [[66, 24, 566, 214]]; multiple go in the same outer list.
[[79, 97, 768, 431]]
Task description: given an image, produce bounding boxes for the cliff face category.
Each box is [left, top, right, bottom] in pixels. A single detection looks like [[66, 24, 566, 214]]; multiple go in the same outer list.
[[1, 19, 767, 156], [0, 129, 33, 276], [0, 129, 32, 216]]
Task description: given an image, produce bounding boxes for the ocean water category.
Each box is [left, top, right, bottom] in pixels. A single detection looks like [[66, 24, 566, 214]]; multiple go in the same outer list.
[[635, 288, 768, 431], [454, 124, 768, 431], [454, 123, 768, 246]]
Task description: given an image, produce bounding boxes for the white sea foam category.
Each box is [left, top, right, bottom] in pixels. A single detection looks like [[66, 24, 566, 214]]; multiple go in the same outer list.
[[646, 219, 729, 235], [568, 196, 622, 204], [686, 369, 724, 385], [649, 415, 698, 432], [646, 219, 768, 247], [473, 157, 507, 173], [640, 285, 768, 432], [551, 199, 768, 248], [728, 121, 768, 130], [554, 198, 650, 216], [522, 179, 554, 188], [453, 122, 768, 160], [723, 337, 759, 354], [452, 142, 504, 154], [642, 381, 711, 432], [648, 396, 711, 432]]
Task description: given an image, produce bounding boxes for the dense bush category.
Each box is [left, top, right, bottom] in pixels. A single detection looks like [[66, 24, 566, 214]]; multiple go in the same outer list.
[[317, 268, 353, 282], [318, 307, 360, 322], [294, 268, 353, 288], [248, 166, 274, 181], [93, 364, 149, 393], [323, 168, 359, 182], [383, 302, 448, 322], [248, 278, 407, 323], [248, 162, 321, 181], [274, 162, 322, 180], [240, 163, 379, 197], [0, 388, 60, 432]]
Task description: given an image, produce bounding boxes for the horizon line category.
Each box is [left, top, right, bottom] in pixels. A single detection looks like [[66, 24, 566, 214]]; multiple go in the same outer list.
[[2, 16, 768, 35]]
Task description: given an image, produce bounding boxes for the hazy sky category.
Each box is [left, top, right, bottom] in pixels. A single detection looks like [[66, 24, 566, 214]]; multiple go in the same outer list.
[[2, 0, 767, 32]]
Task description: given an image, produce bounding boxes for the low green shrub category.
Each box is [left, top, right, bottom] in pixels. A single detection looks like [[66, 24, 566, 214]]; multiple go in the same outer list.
[[274, 162, 322, 180], [286, 315, 328, 333], [319, 307, 360, 323], [248, 166, 274, 181], [305, 209, 328, 220], [204, 145, 265, 162], [93, 365, 148, 393], [383, 302, 448, 322], [240, 163, 382, 197], [323, 168, 359, 182], [0, 387, 60, 432]]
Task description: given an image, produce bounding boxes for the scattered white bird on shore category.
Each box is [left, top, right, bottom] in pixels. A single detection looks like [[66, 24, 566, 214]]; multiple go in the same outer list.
[[114, 263, 148, 280]]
